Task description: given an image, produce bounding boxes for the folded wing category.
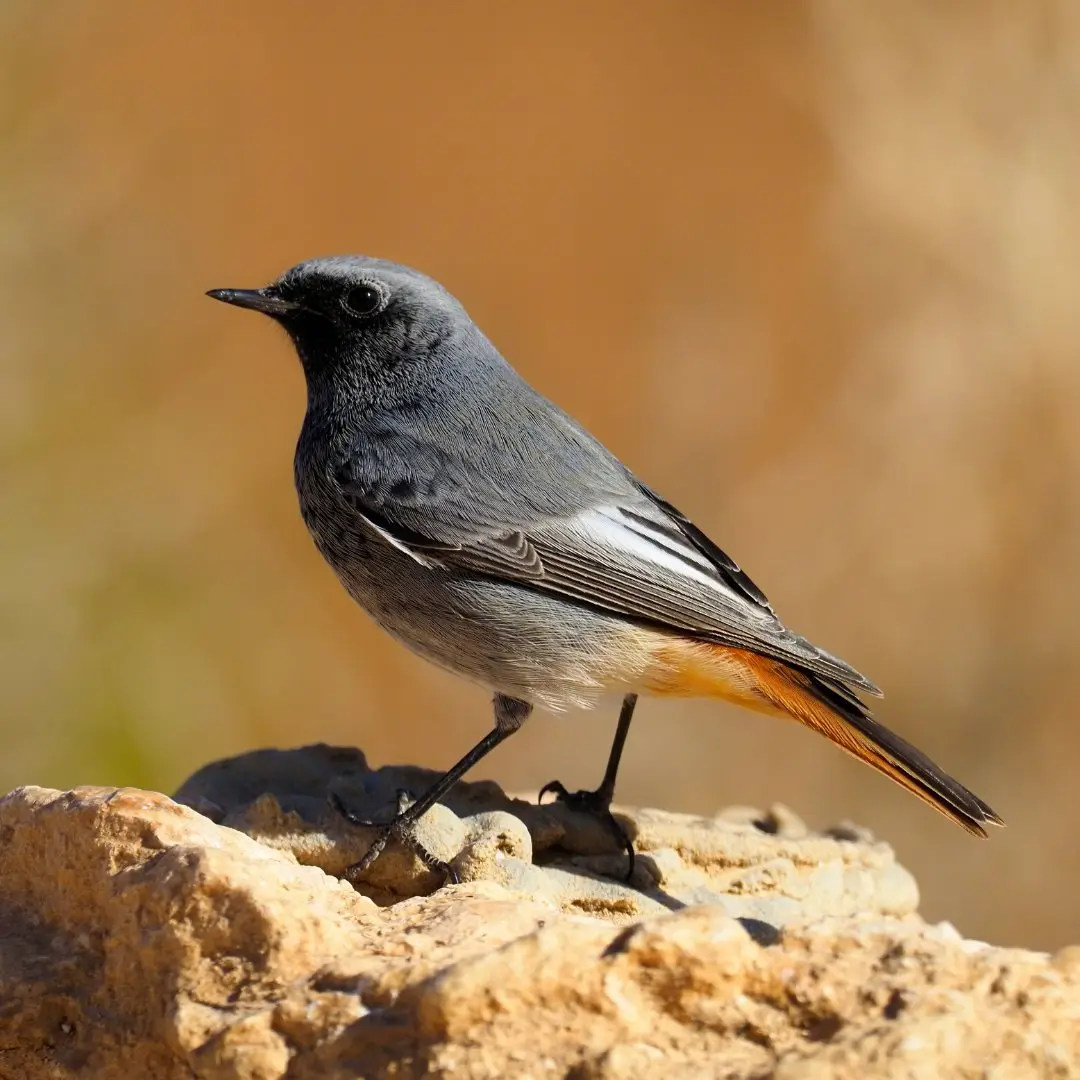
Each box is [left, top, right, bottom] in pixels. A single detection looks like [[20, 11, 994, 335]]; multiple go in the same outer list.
[[343, 471, 880, 696]]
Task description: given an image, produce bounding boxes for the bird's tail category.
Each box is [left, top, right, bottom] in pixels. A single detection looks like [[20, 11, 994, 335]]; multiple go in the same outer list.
[[644, 639, 1004, 837]]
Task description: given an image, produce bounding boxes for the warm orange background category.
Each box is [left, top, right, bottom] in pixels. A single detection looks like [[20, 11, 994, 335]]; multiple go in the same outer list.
[[3, 2, 1076, 949]]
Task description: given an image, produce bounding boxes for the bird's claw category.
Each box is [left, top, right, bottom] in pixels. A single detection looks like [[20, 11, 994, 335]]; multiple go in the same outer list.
[[538, 780, 636, 881], [328, 789, 459, 885]]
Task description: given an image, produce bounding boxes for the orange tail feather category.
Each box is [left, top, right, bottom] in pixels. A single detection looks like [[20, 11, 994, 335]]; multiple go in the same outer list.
[[644, 638, 1002, 837]]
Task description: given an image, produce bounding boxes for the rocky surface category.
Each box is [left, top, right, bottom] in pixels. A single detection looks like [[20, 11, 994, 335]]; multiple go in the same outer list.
[[174, 744, 918, 928], [0, 747, 1076, 1079]]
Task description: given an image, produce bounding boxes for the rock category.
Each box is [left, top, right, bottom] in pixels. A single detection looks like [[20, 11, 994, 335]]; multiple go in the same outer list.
[[174, 744, 918, 926], [0, 760, 1076, 1079]]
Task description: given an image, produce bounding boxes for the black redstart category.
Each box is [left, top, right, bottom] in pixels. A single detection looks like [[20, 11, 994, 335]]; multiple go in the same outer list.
[[207, 256, 1002, 880]]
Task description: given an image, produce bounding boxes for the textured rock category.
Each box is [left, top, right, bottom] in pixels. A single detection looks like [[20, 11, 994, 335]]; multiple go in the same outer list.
[[0, 759, 1076, 1079], [174, 744, 918, 927]]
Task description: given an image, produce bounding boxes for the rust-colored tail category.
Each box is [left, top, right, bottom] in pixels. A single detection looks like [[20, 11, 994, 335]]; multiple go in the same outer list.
[[646, 640, 1003, 836]]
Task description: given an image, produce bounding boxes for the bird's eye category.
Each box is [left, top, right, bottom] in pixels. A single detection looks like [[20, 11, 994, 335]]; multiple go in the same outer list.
[[343, 284, 383, 318]]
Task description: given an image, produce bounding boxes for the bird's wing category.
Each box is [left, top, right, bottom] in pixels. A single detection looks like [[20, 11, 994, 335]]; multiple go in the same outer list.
[[337, 449, 880, 695]]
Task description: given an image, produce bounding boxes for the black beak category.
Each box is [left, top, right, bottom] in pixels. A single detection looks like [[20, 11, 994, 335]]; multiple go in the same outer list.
[[206, 287, 299, 316]]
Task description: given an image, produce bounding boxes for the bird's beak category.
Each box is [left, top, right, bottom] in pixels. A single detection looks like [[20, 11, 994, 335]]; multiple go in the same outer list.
[[205, 287, 300, 316]]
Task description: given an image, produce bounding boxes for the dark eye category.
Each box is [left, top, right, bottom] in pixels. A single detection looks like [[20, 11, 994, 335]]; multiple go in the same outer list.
[[343, 284, 383, 318]]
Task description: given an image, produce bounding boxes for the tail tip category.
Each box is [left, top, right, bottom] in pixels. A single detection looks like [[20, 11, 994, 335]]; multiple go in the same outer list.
[[960, 795, 1005, 837]]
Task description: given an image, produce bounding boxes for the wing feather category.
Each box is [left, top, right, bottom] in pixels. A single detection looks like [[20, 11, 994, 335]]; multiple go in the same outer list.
[[347, 487, 880, 696]]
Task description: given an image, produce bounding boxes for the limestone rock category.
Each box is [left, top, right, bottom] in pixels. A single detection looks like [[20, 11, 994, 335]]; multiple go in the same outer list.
[[174, 743, 918, 926], [1, 763, 1077, 1079]]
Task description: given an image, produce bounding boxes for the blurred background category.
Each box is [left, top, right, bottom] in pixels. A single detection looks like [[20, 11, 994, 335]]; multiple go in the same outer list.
[[2, 2, 1077, 950]]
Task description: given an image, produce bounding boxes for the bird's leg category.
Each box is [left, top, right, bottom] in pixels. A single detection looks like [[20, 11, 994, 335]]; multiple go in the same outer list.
[[539, 692, 638, 879], [331, 694, 532, 885]]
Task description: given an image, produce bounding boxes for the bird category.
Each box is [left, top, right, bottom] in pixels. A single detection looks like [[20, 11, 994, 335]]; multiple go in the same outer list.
[[207, 255, 1003, 881]]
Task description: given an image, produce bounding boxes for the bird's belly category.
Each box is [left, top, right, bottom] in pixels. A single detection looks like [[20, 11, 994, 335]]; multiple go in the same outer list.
[[317, 536, 652, 710]]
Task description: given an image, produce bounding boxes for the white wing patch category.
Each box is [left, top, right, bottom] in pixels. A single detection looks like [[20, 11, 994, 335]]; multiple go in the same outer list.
[[567, 506, 761, 614]]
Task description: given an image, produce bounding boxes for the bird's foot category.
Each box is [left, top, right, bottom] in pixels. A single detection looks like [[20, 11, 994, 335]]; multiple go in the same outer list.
[[328, 789, 459, 885], [537, 779, 636, 881]]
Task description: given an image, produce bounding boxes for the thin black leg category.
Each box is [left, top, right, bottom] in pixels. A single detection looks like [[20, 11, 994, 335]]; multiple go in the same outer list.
[[539, 693, 639, 880], [595, 692, 637, 803], [331, 693, 531, 884]]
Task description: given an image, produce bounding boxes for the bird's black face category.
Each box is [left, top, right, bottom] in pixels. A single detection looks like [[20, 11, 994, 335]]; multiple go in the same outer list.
[[208, 262, 393, 366], [207, 256, 458, 397]]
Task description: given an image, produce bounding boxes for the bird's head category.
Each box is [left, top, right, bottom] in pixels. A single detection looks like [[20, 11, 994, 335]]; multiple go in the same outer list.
[[208, 255, 473, 409]]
